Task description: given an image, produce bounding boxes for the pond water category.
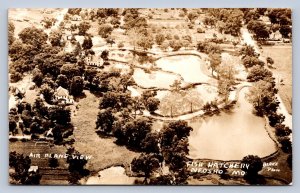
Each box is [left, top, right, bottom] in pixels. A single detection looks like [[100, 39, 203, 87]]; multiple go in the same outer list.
[[156, 55, 210, 83], [133, 68, 180, 89], [85, 166, 135, 185], [188, 87, 277, 160]]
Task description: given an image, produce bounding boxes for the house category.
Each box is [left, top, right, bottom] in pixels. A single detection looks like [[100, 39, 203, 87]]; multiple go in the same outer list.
[[28, 166, 39, 173], [86, 55, 103, 67], [71, 15, 82, 21], [55, 86, 74, 104]]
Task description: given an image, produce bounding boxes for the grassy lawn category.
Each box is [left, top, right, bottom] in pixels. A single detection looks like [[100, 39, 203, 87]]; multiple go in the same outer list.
[[71, 90, 139, 172], [261, 45, 292, 114]]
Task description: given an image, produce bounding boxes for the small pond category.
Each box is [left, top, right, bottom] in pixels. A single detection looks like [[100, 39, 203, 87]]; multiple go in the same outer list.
[[86, 166, 136, 185], [156, 55, 210, 83]]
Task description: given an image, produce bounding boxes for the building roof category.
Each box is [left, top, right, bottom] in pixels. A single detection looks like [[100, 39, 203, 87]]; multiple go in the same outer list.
[[56, 86, 69, 97], [28, 166, 39, 172]]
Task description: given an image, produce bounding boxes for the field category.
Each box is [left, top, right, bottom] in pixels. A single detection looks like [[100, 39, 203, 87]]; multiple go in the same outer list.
[[71, 90, 139, 172], [261, 45, 292, 114]]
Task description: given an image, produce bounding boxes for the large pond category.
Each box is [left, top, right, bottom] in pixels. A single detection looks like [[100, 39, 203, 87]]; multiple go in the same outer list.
[[188, 87, 277, 160], [155, 55, 210, 83], [85, 166, 135, 185]]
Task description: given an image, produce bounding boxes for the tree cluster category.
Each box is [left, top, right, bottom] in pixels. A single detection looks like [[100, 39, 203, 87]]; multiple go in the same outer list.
[[9, 152, 41, 185]]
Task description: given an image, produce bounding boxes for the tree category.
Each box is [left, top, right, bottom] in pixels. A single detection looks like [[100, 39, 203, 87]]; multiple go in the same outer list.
[[160, 41, 169, 51], [18, 27, 48, 48], [141, 132, 160, 153], [8, 21, 15, 45], [241, 155, 263, 183], [9, 152, 41, 185], [48, 154, 59, 168], [120, 74, 135, 91], [247, 20, 270, 40], [161, 121, 193, 143], [68, 8, 82, 15], [246, 80, 278, 116], [78, 21, 91, 35], [60, 63, 80, 79], [145, 97, 160, 113], [70, 76, 84, 96], [278, 137, 292, 153], [106, 36, 115, 47], [127, 28, 143, 51], [242, 56, 265, 68], [121, 118, 152, 148], [70, 24, 77, 34], [187, 11, 198, 22], [49, 106, 71, 126], [9, 117, 17, 134], [82, 36, 93, 50], [32, 68, 43, 87], [137, 35, 154, 51], [279, 25, 292, 38], [131, 153, 161, 183], [56, 74, 69, 89], [52, 125, 63, 144], [275, 124, 291, 137], [266, 57, 274, 66], [49, 30, 63, 47], [203, 16, 216, 27], [41, 17, 57, 29], [208, 53, 221, 76], [239, 44, 257, 59], [98, 24, 113, 38], [247, 65, 273, 82], [155, 33, 165, 45], [169, 40, 182, 51], [100, 50, 109, 60], [40, 84, 54, 104], [96, 108, 116, 134], [66, 147, 88, 184]]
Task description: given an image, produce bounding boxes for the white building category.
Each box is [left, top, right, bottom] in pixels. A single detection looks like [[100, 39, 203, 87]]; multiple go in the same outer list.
[[55, 86, 74, 105], [86, 55, 103, 67]]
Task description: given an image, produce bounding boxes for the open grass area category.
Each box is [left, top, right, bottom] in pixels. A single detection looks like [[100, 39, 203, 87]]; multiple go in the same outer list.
[[261, 45, 292, 114], [71, 90, 139, 172]]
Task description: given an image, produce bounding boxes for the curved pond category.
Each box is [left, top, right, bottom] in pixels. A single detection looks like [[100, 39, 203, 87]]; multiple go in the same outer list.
[[86, 166, 135, 185], [155, 55, 210, 83], [133, 68, 180, 89], [188, 87, 277, 160]]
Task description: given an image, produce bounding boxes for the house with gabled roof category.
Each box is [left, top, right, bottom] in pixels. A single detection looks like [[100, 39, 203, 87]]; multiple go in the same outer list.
[[86, 54, 103, 67], [55, 86, 74, 104]]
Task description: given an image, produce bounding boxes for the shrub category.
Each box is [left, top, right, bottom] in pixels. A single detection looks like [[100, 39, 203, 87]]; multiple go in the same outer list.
[[118, 42, 124, 48]]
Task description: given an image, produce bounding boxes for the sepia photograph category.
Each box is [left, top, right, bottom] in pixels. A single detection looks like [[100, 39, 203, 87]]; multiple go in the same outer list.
[[8, 8, 292, 185]]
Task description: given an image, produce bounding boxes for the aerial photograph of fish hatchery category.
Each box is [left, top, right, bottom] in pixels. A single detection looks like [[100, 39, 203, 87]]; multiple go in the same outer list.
[[8, 8, 292, 185]]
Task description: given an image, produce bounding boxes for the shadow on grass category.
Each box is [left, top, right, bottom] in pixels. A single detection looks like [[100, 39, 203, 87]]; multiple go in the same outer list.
[[74, 92, 87, 102]]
